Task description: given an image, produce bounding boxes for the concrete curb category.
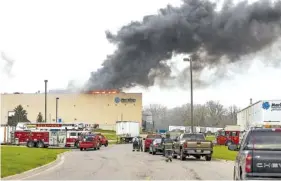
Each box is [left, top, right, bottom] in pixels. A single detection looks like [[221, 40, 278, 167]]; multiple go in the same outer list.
[[2, 151, 71, 180]]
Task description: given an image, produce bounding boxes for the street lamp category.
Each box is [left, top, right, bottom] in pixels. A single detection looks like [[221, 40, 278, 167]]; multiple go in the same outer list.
[[183, 58, 194, 133], [56, 97, 59, 123], [44, 80, 48, 122]]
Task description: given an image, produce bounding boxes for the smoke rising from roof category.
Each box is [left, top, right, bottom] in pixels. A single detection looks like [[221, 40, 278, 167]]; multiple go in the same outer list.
[[85, 0, 281, 91]]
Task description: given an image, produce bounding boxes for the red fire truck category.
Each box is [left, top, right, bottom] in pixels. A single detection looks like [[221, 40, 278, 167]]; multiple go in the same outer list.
[[12, 123, 91, 148], [216, 125, 241, 146]]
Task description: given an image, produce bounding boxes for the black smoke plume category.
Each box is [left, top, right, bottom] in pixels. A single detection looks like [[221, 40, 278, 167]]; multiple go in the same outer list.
[[85, 0, 281, 91]]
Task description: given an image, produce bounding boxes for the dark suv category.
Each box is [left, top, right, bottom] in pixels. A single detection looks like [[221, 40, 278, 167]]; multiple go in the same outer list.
[[228, 128, 281, 180]]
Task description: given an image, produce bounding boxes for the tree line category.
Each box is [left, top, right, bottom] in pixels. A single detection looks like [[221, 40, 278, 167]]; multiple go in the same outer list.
[[143, 101, 240, 130]]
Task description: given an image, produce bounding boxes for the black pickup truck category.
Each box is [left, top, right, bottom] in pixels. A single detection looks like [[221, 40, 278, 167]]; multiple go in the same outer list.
[[228, 128, 281, 180]]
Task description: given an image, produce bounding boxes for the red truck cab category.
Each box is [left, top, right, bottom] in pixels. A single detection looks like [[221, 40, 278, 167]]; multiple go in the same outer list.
[[143, 134, 162, 152], [216, 129, 240, 146], [79, 134, 101, 151]]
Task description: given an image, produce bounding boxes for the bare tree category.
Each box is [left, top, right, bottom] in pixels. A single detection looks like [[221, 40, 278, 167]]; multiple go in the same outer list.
[[144, 104, 167, 130], [226, 105, 239, 125], [193, 104, 207, 126], [142, 101, 240, 130], [205, 101, 227, 126]]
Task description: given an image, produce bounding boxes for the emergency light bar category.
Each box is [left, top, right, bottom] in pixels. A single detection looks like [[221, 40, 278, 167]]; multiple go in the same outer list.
[[251, 121, 281, 129]]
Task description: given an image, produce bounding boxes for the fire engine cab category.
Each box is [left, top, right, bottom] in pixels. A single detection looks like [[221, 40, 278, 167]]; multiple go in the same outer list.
[[11, 123, 91, 148], [216, 125, 241, 146]]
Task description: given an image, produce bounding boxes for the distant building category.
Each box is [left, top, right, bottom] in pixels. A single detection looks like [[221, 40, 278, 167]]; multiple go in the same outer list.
[[0, 90, 142, 130]]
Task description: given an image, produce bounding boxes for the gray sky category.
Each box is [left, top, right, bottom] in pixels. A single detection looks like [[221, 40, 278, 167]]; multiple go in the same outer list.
[[0, 0, 280, 109]]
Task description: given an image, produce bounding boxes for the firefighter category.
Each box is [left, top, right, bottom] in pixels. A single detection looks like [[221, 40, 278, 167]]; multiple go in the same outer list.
[[163, 133, 173, 162], [138, 136, 143, 152], [132, 136, 140, 151]]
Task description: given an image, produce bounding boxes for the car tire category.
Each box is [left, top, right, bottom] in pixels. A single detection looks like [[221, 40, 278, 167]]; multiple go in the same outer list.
[[104, 142, 108, 147], [205, 155, 212, 161], [172, 152, 177, 159], [74, 141, 80, 148], [225, 141, 233, 146], [180, 150, 186, 161], [27, 141, 34, 148], [195, 155, 200, 160], [80, 148, 83, 151], [37, 141, 44, 148], [152, 151, 156, 155]]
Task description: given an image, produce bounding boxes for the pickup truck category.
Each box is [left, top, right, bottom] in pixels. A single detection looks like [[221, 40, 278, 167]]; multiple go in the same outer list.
[[229, 128, 281, 180], [173, 133, 213, 161]]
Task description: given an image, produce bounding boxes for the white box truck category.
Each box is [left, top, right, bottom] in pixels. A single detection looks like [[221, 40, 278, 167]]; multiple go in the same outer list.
[[116, 121, 140, 143], [237, 100, 281, 131]]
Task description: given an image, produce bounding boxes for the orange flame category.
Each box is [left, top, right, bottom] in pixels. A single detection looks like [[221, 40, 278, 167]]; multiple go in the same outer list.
[[87, 89, 120, 94]]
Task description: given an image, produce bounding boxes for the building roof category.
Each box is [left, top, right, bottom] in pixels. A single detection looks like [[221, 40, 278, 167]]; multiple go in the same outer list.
[[237, 99, 281, 113]]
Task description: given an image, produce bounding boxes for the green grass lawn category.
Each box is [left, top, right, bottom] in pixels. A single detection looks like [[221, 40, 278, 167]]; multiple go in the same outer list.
[[1, 146, 68, 178], [212, 145, 238, 161], [95, 129, 117, 141], [206, 135, 215, 141]]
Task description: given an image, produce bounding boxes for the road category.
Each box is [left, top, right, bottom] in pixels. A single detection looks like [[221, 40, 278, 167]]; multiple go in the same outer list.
[[24, 144, 234, 180]]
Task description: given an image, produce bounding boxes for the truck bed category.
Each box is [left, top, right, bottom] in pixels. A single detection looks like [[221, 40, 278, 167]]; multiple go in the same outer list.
[[183, 140, 213, 154]]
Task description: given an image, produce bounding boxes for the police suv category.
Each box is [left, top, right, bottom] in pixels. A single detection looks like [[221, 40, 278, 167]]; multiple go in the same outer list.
[[228, 121, 281, 180]]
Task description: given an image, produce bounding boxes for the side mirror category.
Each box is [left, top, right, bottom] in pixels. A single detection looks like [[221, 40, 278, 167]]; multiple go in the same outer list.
[[228, 144, 239, 151]]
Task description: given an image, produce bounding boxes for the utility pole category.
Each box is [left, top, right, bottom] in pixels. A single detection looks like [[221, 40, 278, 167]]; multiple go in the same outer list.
[[56, 97, 59, 123], [183, 58, 194, 133], [44, 80, 48, 122]]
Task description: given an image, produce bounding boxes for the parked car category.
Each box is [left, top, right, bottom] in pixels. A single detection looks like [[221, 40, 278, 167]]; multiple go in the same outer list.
[[96, 134, 109, 147], [79, 134, 101, 151], [149, 138, 163, 155], [143, 134, 162, 152]]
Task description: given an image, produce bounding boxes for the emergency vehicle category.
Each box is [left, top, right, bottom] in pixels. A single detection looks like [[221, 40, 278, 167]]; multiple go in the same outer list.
[[216, 125, 241, 146], [11, 123, 91, 148]]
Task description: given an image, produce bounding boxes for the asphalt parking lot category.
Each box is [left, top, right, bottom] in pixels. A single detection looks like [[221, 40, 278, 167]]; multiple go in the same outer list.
[[24, 144, 234, 180]]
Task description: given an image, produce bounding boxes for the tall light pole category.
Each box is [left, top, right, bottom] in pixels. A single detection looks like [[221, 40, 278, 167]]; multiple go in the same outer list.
[[44, 80, 48, 122], [56, 97, 59, 123], [183, 58, 194, 133]]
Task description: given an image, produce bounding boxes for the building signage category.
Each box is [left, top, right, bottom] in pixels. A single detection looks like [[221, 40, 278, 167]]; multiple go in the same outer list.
[[114, 97, 136, 104], [262, 102, 281, 111]]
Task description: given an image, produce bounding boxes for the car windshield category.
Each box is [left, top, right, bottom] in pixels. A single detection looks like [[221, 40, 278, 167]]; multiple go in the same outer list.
[[182, 134, 205, 140], [85, 136, 94, 141], [245, 130, 281, 150], [147, 135, 162, 139]]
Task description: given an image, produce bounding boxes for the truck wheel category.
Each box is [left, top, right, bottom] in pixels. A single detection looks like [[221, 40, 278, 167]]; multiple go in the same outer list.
[[172, 153, 177, 159], [37, 141, 44, 148], [195, 155, 200, 160], [27, 141, 34, 148], [180, 150, 186, 161], [80, 148, 83, 151], [205, 155, 212, 161], [74, 141, 80, 148]]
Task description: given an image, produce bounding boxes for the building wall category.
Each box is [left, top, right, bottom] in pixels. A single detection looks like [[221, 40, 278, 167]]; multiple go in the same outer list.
[[0, 92, 142, 126]]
